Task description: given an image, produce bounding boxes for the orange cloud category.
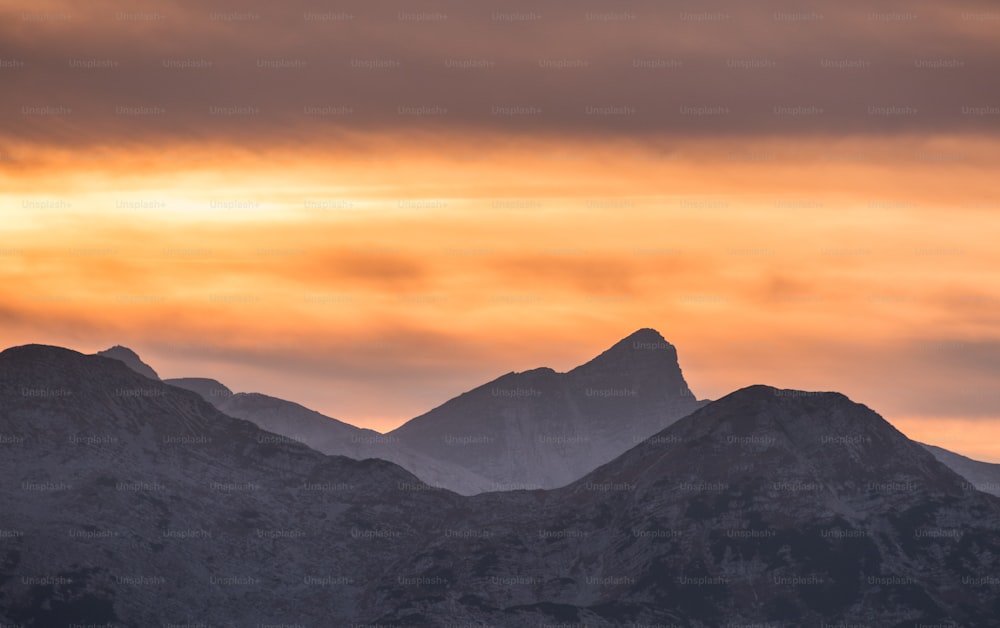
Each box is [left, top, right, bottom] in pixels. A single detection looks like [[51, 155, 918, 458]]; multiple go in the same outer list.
[[3, 0, 1000, 462]]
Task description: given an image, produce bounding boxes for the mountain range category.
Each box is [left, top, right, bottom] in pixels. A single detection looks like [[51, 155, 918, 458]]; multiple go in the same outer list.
[[99, 329, 998, 498], [158, 328, 703, 493], [165, 377, 496, 495], [1, 344, 998, 625], [921, 443, 1000, 498], [387, 328, 705, 489]]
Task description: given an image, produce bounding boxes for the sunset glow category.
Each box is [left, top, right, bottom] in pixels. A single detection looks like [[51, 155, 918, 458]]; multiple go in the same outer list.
[[2, 0, 998, 460]]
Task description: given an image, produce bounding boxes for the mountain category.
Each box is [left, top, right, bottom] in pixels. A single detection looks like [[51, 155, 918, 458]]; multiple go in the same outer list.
[[921, 442, 1000, 497], [94, 345, 160, 380], [389, 328, 707, 489], [377, 385, 1000, 625], [109, 336, 1000, 504], [161, 376, 232, 401], [164, 378, 372, 456], [166, 375, 495, 495], [2, 348, 998, 626], [0, 344, 462, 626], [165, 328, 705, 493]]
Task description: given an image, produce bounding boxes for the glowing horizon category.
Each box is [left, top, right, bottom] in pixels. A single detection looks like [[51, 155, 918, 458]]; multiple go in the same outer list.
[[2, 0, 999, 461], [3, 137, 998, 460]]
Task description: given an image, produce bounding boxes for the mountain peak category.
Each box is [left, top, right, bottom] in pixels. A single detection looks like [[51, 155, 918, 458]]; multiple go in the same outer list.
[[581, 384, 969, 502], [574, 328, 677, 366], [689, 385, 863, 437], [95, 345, 160, 380], [622, 327, 671, 346], [568, 328, 694, 399], [0, 343, 84, 363], [99, 344, 141, 360], [710, 384, 848, 412]]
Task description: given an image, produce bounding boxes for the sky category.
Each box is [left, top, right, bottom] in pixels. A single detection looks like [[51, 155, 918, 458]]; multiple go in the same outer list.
[[1, 0, 999, 460]]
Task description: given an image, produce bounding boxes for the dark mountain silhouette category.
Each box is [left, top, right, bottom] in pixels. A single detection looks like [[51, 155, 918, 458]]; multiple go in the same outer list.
[[163, 328, 706, 492], [388, 328, 707, 488], [2, 345, 998, 626], [378, 385, 1000, 625], [126, 334, 999, 498], [0, 344, 462, 626], [165, 378, 375, 456], [166, 376, 494, 494]]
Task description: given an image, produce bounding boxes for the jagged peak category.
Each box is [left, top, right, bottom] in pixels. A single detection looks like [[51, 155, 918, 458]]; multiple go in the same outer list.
[[586, 328, 677, 360], [568, 328, 690, 391]]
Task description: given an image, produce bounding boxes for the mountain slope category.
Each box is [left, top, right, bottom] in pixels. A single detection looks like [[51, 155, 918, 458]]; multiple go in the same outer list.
[[162, 376, 232, 401], [0, 344, 462, 626], [163, 328, 705, 493], [94, 345, 160, 380], [921, 442, 1000, 497], [389, 328, 707, 489], [166, 375, 495, 494], [377, 385, 1000, 625], [1, 347, 999, 626]]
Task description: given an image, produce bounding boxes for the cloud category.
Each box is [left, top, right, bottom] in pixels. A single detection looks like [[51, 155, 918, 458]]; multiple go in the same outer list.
[[2, 0, 999, 152], [1, 0, 999, 450], [487, 254, 639, 296]]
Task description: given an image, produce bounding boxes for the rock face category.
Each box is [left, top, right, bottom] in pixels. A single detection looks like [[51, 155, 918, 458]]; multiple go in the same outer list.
[[2, 346, 999, 626], [389, 328, 707, 489], [94, 345, 160, 381], [921, 442, 1000, 497]]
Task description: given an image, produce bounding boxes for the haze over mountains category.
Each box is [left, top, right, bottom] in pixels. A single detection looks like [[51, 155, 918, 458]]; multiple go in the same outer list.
[[165, 377, 496, 495], [2, 344, 999, 625], [160, 328, 703, 493], [388, 328, 706, 489], [921, 443, 1000, 498], [99, 329, 997, 498]]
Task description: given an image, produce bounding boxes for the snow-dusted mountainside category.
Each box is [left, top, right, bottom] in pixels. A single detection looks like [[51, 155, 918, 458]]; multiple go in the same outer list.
[[94, 345, 160, 381], [921, 442, 1000, 497], [2, 345, 999, 626], [389, 328, 708, 489]]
